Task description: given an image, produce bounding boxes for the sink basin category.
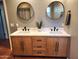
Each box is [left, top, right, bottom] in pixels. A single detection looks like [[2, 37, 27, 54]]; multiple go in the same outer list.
[[49, 31, 63, 34]]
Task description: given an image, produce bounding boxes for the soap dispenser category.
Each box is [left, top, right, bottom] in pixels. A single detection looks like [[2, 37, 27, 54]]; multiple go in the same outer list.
[[65, 10, 71, 25]]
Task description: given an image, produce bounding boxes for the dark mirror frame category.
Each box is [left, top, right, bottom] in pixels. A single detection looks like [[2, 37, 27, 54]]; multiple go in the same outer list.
[[17, 2, 34, 21], [46, 1, 65, 20]]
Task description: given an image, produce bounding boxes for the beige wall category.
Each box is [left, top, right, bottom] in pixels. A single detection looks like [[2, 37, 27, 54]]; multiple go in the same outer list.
[[4, 0, 78, 59], [64, 0, 78, 59]]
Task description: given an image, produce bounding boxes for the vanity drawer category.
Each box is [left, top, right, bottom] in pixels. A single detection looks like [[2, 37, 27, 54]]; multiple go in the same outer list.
[[32, 37, 46, 43], [32, 50, 47, 56], [33, 43, 47, 49], [33, 44, 46, 48], [33, 41, 46, 45], [33, 48, 47, 51]]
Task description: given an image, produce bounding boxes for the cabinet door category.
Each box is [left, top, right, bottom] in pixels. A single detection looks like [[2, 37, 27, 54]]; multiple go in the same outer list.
[[56, 38, 68, 57], [23, 36, 32, 55], [11, 36, 24, 55], [47, 37, 57, 56], [47, 37, 68, 57]]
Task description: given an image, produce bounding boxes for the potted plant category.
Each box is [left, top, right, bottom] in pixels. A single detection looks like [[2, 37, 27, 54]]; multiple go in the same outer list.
[[36, 21, 43, 31]]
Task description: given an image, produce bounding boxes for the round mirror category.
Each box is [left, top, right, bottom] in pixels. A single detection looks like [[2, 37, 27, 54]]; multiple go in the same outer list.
[[17, 2, 34, 21], [46, 1, 65, 19]]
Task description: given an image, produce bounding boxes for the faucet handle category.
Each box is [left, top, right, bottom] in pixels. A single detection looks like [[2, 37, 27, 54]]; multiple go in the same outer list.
[[51, 29, 53, 31], [28, 29, 29, 31], [56, 28, 59, 31]]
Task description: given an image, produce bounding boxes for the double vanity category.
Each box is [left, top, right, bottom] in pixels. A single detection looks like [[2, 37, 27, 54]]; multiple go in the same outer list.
[[8, 0, 71, 59], [10, 28, 71, 59]]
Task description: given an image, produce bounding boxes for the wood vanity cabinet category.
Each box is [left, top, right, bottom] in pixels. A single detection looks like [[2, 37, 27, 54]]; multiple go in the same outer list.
[[47, 37, 69, 57], [11, 36, 70, 57], [11, 36, 32, 56]]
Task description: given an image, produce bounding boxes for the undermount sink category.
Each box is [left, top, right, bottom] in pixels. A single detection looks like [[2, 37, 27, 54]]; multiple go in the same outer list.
[[49, 31, 63, 34]]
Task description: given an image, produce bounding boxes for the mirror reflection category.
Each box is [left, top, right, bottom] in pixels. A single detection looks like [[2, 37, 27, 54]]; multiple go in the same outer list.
[[46, 1, 65, 19], [17, 2, 34, 21]]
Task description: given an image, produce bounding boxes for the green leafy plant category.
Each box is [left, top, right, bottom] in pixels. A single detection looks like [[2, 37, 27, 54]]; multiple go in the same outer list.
[[36, 21, 43, 29]]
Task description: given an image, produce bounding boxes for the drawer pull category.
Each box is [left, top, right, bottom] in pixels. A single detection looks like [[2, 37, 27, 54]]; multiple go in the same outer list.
[[36, 46, 42, 48], [33, 50, 47, 55], [33, 46, 42, 48], [37, 40, 42, 41], [37, 51, 42, 54]]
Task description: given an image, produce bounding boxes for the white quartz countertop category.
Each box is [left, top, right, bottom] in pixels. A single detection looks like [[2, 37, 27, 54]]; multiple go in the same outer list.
[[10, 28, 71, 37]]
